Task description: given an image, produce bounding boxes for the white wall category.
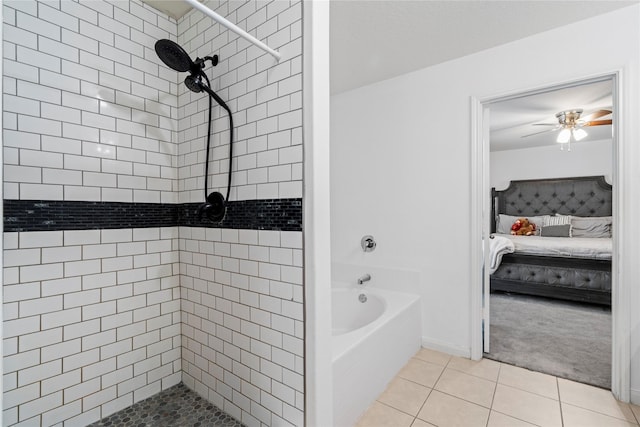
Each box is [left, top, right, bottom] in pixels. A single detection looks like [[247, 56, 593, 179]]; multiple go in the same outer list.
[[490, 139, 613, 190], [331, 5, 640, 400]]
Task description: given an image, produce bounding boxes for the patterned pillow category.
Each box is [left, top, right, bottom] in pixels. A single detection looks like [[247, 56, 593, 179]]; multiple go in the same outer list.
[[545, 214, 572, 236], [546, 214, 572, 226]]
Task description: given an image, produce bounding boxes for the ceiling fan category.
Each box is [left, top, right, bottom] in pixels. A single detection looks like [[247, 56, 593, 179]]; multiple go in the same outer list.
[[522, 109, 612, 150]]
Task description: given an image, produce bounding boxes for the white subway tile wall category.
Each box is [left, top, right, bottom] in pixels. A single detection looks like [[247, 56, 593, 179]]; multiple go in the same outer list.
[[3, 0, 304, 426], [179, 227, 304, 427], [3, 0, 179, 204], [177, 0, 303, 204], [174, 2, 304, 424], [3, 227, 182, 426]]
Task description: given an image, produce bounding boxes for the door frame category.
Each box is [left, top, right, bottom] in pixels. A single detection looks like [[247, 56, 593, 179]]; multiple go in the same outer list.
[[469, 70, 630, 402]]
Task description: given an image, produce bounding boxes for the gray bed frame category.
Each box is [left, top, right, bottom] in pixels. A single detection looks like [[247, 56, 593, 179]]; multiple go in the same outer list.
[[490, 175, 612, 306]]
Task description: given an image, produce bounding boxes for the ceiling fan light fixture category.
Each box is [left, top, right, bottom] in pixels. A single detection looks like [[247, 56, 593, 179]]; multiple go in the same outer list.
[[557, 128, 571, 143], [573, 127, 588, 141]]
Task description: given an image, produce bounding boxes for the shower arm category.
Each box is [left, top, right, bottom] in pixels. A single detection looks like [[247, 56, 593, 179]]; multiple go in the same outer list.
[[182, 0, 281, 61], [194, 55, 218, 72]]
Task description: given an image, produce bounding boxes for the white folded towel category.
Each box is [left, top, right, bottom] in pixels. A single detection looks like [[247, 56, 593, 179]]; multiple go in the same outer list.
[[489, 235, 515, 274]]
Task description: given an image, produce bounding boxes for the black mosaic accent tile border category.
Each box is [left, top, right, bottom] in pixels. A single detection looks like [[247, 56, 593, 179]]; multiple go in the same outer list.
[[3, 198, 302, 232], [179, 198, 302, 231], [3, 200, 177, 232]]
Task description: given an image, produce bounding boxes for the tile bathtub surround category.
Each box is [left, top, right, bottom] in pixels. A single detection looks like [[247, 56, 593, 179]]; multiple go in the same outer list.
[[356, 348, 640, 427], [3, 227, 182, 426]]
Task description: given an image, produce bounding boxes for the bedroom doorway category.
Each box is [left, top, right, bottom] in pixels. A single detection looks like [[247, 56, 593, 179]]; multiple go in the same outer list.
[[470, 73, 628, 399]]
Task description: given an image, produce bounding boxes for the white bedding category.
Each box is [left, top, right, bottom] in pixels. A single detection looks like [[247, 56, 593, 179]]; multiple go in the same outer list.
[[488, 235, 515, 274], [494, 233, 612, 260]]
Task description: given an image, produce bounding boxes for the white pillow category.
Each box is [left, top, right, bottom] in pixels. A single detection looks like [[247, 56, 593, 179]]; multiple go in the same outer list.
[[571, 215, 612, 238]]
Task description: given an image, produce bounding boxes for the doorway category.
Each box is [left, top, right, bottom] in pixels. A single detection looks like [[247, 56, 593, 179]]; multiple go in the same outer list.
[[470, 73, 629, 400]]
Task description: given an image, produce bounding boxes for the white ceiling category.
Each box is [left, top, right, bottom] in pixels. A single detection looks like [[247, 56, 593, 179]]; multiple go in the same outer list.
[[141, 1, 636, 92], [141, 0, 625, 152], [330, 1, 636, 95], [489, 79, 613, 152], [329, 1, 624, 152], [141, 0, 195, 20]]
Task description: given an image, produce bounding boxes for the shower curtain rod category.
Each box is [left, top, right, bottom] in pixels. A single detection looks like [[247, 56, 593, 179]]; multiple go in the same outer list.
[[182, 0, 282, 61]]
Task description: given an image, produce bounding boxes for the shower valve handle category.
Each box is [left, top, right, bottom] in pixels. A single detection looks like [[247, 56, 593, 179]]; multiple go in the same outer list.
[[361, 235, 376, 252]]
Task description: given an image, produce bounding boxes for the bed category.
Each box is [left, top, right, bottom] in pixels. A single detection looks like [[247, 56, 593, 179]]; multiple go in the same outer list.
[[490, 175, 612, 306]]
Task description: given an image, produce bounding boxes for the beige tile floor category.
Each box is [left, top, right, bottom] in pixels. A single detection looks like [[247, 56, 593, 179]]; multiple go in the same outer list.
[[356, 348, 640, 427]]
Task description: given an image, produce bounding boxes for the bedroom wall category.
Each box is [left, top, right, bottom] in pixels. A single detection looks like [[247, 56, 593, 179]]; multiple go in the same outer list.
[[330, 4, 640, 402], [490, 138, 613, 190]]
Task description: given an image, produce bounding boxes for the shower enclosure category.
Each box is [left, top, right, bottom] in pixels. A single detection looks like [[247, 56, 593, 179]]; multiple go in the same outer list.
[[2, 0, 304, 425]]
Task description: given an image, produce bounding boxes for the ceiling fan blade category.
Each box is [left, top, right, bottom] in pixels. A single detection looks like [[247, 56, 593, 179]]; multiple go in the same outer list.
[[532, 123, 557, 126], [584, 119, 612, 127], [521, 128, 557, 138], [582, 109, 612, 121]]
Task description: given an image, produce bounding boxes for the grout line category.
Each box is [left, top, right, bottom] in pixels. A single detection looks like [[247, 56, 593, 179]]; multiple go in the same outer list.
[[364, 396, 420, 425], [497, 382, 559, 403], [489, 408, 542, 427], [413, 387, 433, 426], [556, 376, 564, 426], [445, 365, 499, 383], [432, 388, 493, 410], [486, 362, 502, 427], [374, 399, 424, 420], [562, 401, 640, 426], [503, 384, 560, 402]]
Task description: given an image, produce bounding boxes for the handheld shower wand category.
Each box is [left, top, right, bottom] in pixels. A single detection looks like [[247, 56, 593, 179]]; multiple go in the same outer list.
[[154, 39, 233, 222]]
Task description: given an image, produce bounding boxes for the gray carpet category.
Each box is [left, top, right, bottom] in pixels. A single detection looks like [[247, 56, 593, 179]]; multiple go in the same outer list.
[[485, 293, 611, 389]]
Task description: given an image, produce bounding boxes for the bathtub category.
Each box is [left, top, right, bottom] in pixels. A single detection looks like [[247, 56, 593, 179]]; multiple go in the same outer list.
[[332, 285, 421, 427]]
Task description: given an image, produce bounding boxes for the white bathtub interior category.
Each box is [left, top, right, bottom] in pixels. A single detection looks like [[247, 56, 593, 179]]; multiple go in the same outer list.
[[332, 281, 421, 427], [332, 287, 386, 335]]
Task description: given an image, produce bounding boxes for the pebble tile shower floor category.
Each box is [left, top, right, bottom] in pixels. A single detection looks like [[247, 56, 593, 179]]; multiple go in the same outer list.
[[88, 383, 244, 427]]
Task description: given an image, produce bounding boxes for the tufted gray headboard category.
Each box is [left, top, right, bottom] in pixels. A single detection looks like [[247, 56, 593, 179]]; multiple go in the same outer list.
[[491, 176, 612, 232]]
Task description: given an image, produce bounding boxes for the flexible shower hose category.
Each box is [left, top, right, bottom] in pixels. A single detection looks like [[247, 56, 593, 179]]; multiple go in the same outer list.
[[201, 72, 234, 204]]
